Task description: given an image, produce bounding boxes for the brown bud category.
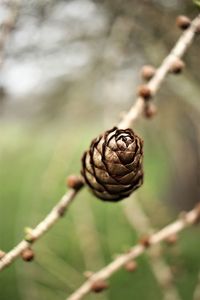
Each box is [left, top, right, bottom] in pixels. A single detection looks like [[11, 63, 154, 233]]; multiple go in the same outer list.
[[165, 233, 178, 245], [141, 65, 156, 81], [170, 59, 185, 74], [21, 247, 35, 262], [66, 175, 84, 190], [144, 103, 157, 119], [138, 85, 152, 100], [58, 205, 66, 217], [91, 279, 108, 293], [0, 250, 5, 259], [139, 236, 151, 248], [124, 260, 138, 272], [176, 15, 191, 30]]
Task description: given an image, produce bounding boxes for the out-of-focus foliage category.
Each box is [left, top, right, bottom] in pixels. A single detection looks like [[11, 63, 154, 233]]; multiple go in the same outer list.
[[193, 0, 200, 8], [0, 1, 200, 300]]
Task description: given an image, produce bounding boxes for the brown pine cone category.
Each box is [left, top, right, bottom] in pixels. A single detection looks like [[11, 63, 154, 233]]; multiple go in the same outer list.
[[81, 127, 144, 202]]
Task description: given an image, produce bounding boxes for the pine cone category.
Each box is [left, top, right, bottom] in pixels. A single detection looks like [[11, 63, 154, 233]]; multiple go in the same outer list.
[[81, 127, 144, 202]]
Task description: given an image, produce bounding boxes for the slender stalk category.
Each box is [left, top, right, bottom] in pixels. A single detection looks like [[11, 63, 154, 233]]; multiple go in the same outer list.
[[123, 198, 181, 300], [0, 189, 80, 270]]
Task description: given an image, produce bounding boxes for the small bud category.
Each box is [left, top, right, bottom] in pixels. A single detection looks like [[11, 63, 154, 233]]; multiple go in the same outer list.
[[124, 260, 138, 272], [165, 233, 178, 245], [137, 85, 152, 100], [58, 205, 66, 217], [91, 279, 108, 293], [170, 59, 185, 74], [141, 65, 156, 81], [24, 227, 35, 243], [139, 236, 151, 248], [144, 103, 157, 119], [0, 250, 5, 259], [176, 15, 191, 30], [66, 175, 84, 190], [83, 271, 93, 278], [21, 247, 34, 262]]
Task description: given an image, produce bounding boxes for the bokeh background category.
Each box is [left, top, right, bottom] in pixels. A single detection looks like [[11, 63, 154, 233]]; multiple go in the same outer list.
[[1, 1, 200, 300]]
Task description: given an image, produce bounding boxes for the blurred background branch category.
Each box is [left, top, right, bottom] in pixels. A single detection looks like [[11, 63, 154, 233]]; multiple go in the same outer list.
[[67, 202, 200, 300], [123, 197, 181, 300]]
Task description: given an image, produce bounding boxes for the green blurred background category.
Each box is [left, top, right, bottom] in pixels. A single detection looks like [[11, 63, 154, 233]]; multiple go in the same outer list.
[[1, 1, 200, 300]]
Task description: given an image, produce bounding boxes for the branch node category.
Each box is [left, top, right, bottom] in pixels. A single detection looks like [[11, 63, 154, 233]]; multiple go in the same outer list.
[[143, 103, 157, 119], [124, 260, 138, 272], [83, 271, 94, 279], [176, 15, 191, 31], [137, 85, 152, 100], [91, 279, 109, 293], [58, 205, 67, 217], [21, 247, 35, 262], [24, 227, 35, 243], [66, 175, 84, 191], [165, 233, 178, 245], [139, 236, 151, 248], [169, 58, 185, 74], [141, 65, 156, 81]]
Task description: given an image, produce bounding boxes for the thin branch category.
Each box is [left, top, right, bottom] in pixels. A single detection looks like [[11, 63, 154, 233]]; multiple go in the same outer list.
[[123, 198, 181, 300], [118, 14, 200, 129], [67, 203, 200, 300], [0, 189, 80, 271]]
